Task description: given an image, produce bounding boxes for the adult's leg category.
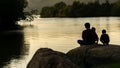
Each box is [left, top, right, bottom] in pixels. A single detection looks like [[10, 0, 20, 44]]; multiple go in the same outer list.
[[77, 40, 85, 45]]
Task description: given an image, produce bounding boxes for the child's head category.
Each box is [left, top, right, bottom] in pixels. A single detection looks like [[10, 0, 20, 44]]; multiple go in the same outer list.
[[102, 29, 106, 34], [92, 27, 96, 31]]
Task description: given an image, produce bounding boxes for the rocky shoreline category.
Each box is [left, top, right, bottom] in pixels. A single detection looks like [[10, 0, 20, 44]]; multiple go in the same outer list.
[[27, 44, 120, 68]]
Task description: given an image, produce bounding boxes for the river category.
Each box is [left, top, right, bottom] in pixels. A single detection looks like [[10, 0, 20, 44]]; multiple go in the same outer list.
[[1, 17, 120, 68]]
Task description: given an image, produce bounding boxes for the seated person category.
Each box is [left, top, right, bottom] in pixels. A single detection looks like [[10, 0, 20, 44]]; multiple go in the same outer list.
[[100, 29, 110, 45], [78, 23, 98, 45]]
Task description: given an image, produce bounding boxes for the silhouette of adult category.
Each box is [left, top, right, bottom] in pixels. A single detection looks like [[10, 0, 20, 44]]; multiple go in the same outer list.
[[80, 23, 98, 45]]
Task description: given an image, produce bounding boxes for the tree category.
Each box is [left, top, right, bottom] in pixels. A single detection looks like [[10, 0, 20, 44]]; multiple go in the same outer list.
[[31, 9, 39, 15], [54, 1, 67, 17], [0, 0, 28, 26], [111, 0, 120, 16], [99, 0, 112, 16], [71, 1, 81, 17], [40, 0, 120, 17], [40, 7, 55, 17]]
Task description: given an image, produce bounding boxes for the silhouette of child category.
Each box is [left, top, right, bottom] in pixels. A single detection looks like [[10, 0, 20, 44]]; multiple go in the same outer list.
[[100, 29, 110, 45], [92, 27, 99, 44]]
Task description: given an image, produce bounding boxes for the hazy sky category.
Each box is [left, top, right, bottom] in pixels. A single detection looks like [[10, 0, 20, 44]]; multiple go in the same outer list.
[[25, 0, 118, 11]]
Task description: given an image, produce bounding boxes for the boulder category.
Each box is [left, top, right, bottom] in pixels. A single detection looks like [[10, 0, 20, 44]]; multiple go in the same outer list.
[[67, 44, 120, 68], [27, 44, 120, 68], [27, 48, 78, 68]]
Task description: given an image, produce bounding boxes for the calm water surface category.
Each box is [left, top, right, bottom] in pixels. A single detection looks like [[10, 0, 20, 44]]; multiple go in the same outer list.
[[1, 17, 120, 68]]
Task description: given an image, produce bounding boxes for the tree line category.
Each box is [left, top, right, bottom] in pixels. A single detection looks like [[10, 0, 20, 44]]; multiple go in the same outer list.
[[0, 0, 27, 30], [40, 0, 120, 17]]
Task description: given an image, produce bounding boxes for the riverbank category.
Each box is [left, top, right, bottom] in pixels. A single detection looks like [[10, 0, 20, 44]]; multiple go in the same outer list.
[[27, 44, 120, 68]]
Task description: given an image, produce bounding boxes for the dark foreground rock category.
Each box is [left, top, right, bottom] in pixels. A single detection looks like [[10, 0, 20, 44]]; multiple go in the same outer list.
[[67, 44, 120, 68], [27, 44, 120, 68], [27, 48, 78, 68]]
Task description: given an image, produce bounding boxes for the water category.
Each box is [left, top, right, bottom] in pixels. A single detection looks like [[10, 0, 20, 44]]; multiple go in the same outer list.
[[1, 17, 120, 68]]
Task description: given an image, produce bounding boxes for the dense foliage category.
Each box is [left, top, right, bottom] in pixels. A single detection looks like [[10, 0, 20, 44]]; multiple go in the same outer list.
[[40, 0, 120, 17], [0, 0, 27, 26]]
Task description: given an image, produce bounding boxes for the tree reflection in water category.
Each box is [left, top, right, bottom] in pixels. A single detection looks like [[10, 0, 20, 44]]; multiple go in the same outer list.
[[0, 30, 29, 68]]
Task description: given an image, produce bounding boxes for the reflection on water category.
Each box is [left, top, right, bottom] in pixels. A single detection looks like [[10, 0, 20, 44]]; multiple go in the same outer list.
[[0, 31, 29, 68], [3, 17, 120, 68]]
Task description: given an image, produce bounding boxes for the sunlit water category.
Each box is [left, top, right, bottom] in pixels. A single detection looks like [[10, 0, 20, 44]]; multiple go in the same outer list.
[[1, 17, 120, 68]]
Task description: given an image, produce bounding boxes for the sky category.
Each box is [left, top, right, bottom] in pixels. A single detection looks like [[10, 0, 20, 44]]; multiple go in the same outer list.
[[24, 0, 118, 12]]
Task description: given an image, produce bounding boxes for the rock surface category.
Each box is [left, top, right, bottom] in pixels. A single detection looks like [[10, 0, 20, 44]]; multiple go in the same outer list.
[[67, 44, 120, 67], [27, 48, 78, 68], [27, 44, 120, 68]]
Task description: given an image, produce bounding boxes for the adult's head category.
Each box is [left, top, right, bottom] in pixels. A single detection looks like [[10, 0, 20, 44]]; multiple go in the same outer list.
[[85, 22, 90, 29]]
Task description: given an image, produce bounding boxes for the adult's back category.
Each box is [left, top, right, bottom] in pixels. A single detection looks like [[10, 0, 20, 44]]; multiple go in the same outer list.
[[82, 23, 98, 45], [82, 29, 95, 45]]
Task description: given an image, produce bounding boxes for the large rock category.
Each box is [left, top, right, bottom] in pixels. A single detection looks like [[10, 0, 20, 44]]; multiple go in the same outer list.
[[67, 44, 120, 68], [27, 48, 78, 68], [27, 44, 120, 68]]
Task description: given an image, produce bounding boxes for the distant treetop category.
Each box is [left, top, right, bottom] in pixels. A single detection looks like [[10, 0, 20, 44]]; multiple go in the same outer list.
[[40, 0, 120, 17]]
